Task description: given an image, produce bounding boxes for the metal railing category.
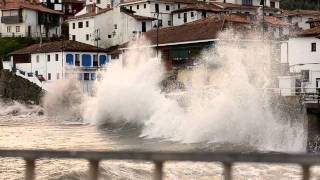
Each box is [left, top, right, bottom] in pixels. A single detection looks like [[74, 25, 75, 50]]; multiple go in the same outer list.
[[0, 150, 320, 180]]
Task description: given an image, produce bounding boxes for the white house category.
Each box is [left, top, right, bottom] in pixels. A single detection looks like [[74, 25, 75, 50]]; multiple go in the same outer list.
[[0, 0, 64, 38], [279, 25, 320, 95], [68, 6, 154, 48], [171, 2, 223, 26], [3, 40, 108, 91], [119, 0, 196, 28]]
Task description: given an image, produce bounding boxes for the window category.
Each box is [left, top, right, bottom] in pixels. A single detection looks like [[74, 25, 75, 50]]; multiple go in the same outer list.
[[91, 73, 96, 80], [97, 0, 100, 4], [36, 55, 39, 63], [270, 1, 275, 8], [48, 73, 51, 80], [183, 13, 187, 23], [191, 11, 194, 17], [242, 0, 252, 5], [84, 73, 90, 80], [73, 23, 75, 29], [72, 35, 76, 41], [178, 3, 180, 9], [130, 6, 132, 10], [86, 34, 89, 40], [144, 4, 146, 8], [166, 5, 170, 11], [178, 13, 181, 19], [108, 35, 112, 38], [312, 43, 317, 52], [16, 26, 20, 32], [55, 54, 59, 61], [7, 26, 11, 33], [142, 21, 146, 32], [75, 54, 80, 66], [158, 19, 162, 27], [93, 55, 98, 66], [86, 21, 89, 27], [155, 3, 159, 13], [56, 73, 60, 80], [47, 55, 51, 62], [78, 22, 83, 28], [168, 20, 171, 26], [35, 71, 38, 76], [114, 24, 117, 29], [137, 5, 139, 9]]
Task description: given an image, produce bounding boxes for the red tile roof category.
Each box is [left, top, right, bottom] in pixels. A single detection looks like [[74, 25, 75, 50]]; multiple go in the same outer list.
[[172, 2, 223, 13], [281, 9, 320, 16], [9, 40, 106, 55], [120, 0, 197, 5], [264, 16, 290, 26], [212, 2, 279, 12], [223, 13, 252, 24], [142, 16, 224, 45], [297, 26, 320, 37], [0, 1, 64, 15]]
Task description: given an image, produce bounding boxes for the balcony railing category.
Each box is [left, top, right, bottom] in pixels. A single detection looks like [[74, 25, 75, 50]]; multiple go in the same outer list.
[[1, 16, 23, 24], [0, 149, 319, 180]]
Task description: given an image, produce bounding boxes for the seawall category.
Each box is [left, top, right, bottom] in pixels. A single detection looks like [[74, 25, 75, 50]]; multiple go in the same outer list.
[[0, 70, 43, 104]]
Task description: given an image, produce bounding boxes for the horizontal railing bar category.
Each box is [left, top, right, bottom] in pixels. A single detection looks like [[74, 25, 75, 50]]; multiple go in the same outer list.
[[0, 150, 319, 165]]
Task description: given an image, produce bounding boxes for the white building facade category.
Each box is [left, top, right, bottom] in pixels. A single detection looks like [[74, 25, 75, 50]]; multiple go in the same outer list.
[[0, 2, 63, 38]]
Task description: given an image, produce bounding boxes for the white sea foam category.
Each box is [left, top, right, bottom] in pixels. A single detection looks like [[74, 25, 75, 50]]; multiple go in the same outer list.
[[80, 32, 306, 152]]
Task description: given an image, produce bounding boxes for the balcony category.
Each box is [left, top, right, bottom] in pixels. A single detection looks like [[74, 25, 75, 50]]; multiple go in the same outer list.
[[1, 16, 23, 24]]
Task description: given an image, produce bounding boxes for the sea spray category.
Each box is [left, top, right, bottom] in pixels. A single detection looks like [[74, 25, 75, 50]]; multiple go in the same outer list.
[[81, 31, 305, 152]]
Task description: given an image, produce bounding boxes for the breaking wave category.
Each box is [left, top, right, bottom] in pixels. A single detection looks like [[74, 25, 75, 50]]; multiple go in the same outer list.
[[80, 32, 306, 152]]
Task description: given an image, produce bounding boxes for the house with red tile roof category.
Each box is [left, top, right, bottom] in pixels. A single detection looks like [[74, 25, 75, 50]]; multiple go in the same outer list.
[[0, 0, 63, 38], [278, 9, 320, 30], [67, 6, 155, 48], [3, 40, 108, 91]]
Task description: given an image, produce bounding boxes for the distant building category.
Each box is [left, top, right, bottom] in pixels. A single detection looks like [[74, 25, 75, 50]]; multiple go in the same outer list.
[[39, 0, 85, 17], [3, 40, 108, 91], [279, 10, 320, 30], [0, 0, 64, 38], [211, 0, 280, 8], [279, 22, 320, 95], [67, 6, 155, 48], [118, 0, 196, 28]]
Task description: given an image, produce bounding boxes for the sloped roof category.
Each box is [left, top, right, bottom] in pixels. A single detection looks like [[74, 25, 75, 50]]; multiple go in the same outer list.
[[0, 1, 63, 15], [281, 9, 320, 17], [297, 26, 320, 37], [122, 11, 156, 20], [119, 0, 197, 5], [264, 16, 290, 26], [9, 40, 106, 55], [172, 2, 224, 13], [142, 16, 224, 45], [68, 7, 112, 20], [224, 13, 252, 24]]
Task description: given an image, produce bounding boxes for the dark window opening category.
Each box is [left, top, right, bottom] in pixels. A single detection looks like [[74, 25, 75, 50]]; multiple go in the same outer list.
[[72, 35, 76, 41], [137, 5, 139, 9], [142, 21, 146, 32], [55, 54, 59, 61], [168, 20, 171, 26], [155, 3, 159, 13], [144, 4, 146, 8], [86, 34, 89, 40], [86, 21, 89, 27], [47, 55, 50, 62], [166, 5, 170, 11], [78, 22, 83, 28], [312, 43, 317, 52], [72, 23, 75, 29], [183, 13, 187, 23], [84, 73, 90, 80], [75, 54, 80, 66], [191, 11, 194, 17], [48, 73, 51, 80]]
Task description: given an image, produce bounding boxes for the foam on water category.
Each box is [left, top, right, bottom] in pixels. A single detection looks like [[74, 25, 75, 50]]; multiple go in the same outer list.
[[78, 32, 306, 152]]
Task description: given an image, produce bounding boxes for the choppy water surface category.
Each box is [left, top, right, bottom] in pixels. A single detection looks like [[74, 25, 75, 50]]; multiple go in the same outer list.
[[0, 113, 318, 180]]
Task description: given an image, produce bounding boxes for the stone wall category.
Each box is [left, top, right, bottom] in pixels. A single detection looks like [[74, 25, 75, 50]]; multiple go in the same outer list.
[[0, 70, 43, 104]]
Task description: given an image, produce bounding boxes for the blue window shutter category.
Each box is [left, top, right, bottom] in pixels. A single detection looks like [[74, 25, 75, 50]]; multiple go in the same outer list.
[[66, 54, 74, 64], [81, 54, 92, 67], [99, 55, 107, 66]]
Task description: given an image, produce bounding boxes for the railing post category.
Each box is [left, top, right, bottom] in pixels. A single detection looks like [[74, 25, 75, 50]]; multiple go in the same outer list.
[[302, 165, 310, 180], [154, 161, 163, 180], [88, 160, 100, 180], [25, 159, 35, 180], [223, 163, 232, 180]]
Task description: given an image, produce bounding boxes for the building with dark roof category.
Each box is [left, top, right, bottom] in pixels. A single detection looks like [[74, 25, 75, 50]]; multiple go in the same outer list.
[[0, 0, 63, 38], [3, 40, 108, 90]]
